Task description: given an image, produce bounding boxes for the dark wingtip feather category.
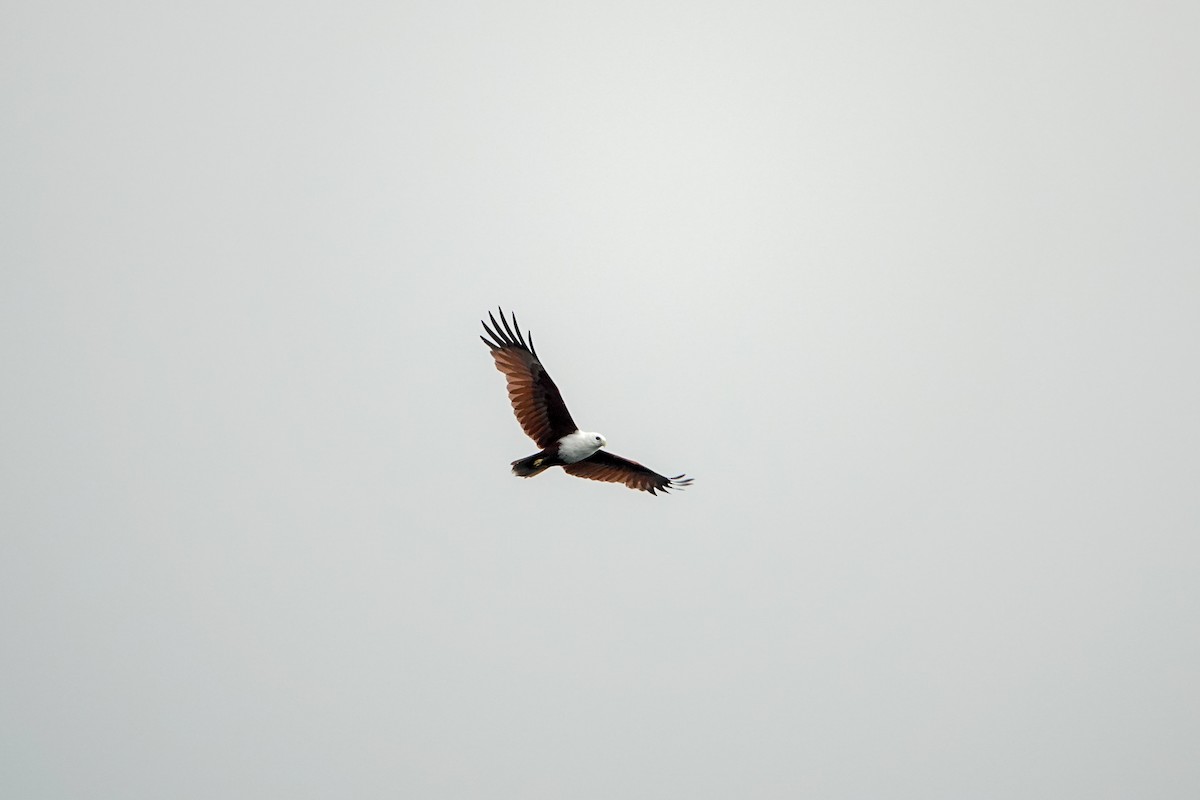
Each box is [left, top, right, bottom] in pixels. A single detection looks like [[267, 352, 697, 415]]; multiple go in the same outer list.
[[481, 307, 536, 355], [510, 311, 530, 350], [499, 308, 520, 346], [667, 474, 694, 490], [487, 310, 508, 345], [480, 317, 505, 349]]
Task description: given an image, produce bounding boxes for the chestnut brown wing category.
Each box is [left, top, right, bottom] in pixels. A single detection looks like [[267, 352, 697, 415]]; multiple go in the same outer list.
[[563, 451, 693, 495], [481, 308, 578, 448]]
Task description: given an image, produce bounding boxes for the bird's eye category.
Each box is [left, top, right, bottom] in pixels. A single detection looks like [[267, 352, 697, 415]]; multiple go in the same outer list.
[[594, 436, 601, 442]]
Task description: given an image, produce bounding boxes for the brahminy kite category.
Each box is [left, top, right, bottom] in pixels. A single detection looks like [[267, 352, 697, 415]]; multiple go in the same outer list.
[[481, 308, 693, 495]]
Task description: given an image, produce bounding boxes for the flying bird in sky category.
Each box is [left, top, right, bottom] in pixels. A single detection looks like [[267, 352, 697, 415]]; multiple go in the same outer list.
[[481, 308, 693, 495]]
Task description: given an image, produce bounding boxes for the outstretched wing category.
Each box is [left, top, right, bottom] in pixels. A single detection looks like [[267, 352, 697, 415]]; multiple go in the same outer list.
[[563, 451, 693, 495], [481, 308, 578, 448]]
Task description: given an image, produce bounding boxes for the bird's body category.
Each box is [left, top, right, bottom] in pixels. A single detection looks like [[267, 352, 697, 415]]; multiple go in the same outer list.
[[509, 431, 606, 477], [481, 309, 692, 495]]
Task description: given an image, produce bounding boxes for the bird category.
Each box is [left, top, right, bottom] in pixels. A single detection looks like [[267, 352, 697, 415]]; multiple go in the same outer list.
[[481, 308, 693, 495]]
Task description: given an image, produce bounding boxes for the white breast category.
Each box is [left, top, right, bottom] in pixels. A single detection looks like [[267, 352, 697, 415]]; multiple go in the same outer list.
[[557, 431, 603, 464]]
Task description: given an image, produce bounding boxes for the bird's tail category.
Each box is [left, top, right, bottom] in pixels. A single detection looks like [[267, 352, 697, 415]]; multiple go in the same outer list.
[[511, 453, 551, 478]]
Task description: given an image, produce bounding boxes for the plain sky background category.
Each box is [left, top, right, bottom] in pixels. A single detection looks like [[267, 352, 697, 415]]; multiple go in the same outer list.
[[3, 1, 1198, 797]]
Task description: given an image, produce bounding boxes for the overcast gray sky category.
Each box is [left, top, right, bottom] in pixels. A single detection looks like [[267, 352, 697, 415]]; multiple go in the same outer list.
[[3, 1, 1198, 797]]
